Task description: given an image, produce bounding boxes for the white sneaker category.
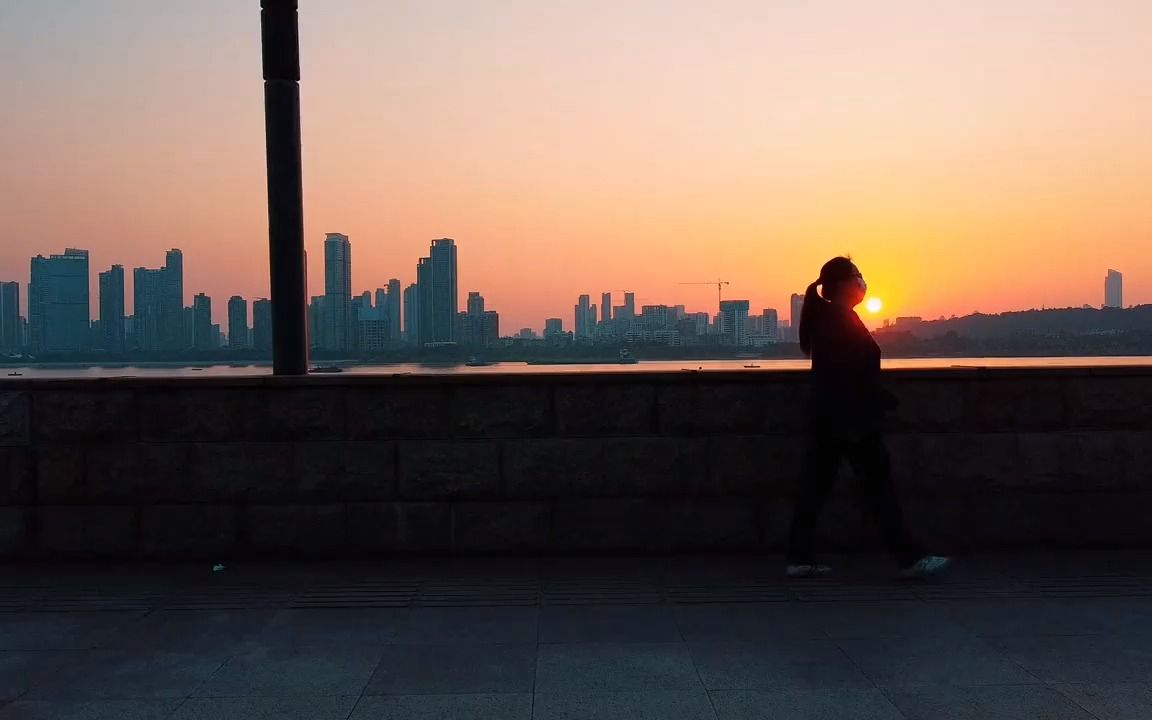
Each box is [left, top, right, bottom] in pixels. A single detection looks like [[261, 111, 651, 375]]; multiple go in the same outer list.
[[786, 564, 833, 579], [901, 555, 952, 579]]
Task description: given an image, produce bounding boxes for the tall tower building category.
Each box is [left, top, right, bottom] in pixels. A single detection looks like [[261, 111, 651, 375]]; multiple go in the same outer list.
[[192, 293, 214, 350], [228, 296, 248, 349], [575, 294, 593, 339], [98, 265, 125, 352], [253, 298, 273, 353], [0, 282, 20, 352], [623, 292, 636, 321], [600, 292, 612, 325], [719, 300, 751, 346], [429, 238, 458, 343], [403, 283, 419, 344], [29, 248, 89, 353], [1105, 269, 1123, 309], [416, 257, 433, 346], [323, 233, 352, 351], [790, 293, 805, 342], [386, 278, 402, 343]]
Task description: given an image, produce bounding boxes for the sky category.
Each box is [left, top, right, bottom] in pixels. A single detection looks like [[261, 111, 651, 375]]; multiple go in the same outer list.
[[2, 0, 1150, 331]]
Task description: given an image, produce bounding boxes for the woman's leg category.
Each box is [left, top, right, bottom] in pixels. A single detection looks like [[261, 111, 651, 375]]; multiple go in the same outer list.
[[845, 434, 924, 567], [786, 433, 842, 565]]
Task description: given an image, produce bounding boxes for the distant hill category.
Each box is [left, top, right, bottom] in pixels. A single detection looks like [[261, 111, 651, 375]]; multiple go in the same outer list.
[[876, 305, 1152, 339]]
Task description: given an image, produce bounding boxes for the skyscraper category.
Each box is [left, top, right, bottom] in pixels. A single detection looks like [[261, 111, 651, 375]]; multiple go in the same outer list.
[[462, 291, 486, 347], [601, 292, 612, 325], [429, 238, 458, 343], [0, 282, 21, 353], [575, 294, 593, 339], [29, 248, 89, 353], [159, 249, 184, 352], [1105, 269, 1123, 309], [192, 293, 213, 350], [307, 296, 325, 350], [228, 296, 248, 349], [623, 293, 636, 321], [719, 300, 751, 346], [416, 257, 433, 346], [323, 233, 352, 352], [762, 308, 779, 341], [790, 293, 805, 342], [98, 265, 125, 352], [386, 278, 402, 343], [403, 283, 418, 344], [253, 298, 273, 353]]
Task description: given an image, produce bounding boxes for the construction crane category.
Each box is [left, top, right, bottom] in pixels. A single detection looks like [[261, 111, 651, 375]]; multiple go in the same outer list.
[[680, 279, 730, 311]]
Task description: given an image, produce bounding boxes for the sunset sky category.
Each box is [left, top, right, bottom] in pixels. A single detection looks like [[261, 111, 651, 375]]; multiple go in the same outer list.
[[2, 1, 1150, 330]]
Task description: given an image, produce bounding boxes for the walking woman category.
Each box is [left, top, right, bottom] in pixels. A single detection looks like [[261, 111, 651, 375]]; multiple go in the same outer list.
[[786, 257, 950, 579]]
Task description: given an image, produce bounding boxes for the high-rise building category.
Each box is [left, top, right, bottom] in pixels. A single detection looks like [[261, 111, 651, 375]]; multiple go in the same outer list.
[[790, 293, 805, 342], [253, 298, 273, 353], [159, 249, 184, 352], [386, 278, 402, 343], [1105, 269, 1123, 309], [1, 282, 21, 353], [416, 257, 433, 346], [719, 300, 751, 346], [429, 238, 458, 343], [482, 310, 500, 346], [762, 308, 779, 341], [323, 233, 352, 351], [98, 265, 125, 352], [402, 283, 419, 344], [192, 294, 213, 350], [307, 296, 325, 349], [575, 294, 593, 339], [374, 289, 387, 321], [227, 296, 248, 349], [544, 318, 564, 341], [623, 293, 636, 320], [462, 291, 498, 348], [29, 248, 89, 353], [600, 292, 612, 325]]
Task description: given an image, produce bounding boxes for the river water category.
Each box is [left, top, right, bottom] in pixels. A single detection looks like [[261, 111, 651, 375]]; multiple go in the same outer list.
[[3, 356, 1151, 378]]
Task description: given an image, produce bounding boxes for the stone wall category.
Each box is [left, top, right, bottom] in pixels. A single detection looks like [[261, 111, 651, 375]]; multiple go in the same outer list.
[[1, 367, 1150, 558]]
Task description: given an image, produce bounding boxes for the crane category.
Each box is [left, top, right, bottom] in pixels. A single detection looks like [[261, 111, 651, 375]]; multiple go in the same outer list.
[[680, 279, 730, 311]]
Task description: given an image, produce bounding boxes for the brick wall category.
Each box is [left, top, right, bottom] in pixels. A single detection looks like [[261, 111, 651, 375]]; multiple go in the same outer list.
[[1, 368, 1150, 558]]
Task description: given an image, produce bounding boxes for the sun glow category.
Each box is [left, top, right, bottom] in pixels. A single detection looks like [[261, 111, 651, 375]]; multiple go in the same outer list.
[[865, 298, 883, 314]]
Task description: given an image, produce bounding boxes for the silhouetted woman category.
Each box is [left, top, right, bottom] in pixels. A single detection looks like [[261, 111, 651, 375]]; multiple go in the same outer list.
[[786, 257, 949, 578]]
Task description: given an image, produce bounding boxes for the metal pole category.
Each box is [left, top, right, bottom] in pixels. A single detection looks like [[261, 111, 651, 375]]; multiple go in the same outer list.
[[261, 0, 309, 374]]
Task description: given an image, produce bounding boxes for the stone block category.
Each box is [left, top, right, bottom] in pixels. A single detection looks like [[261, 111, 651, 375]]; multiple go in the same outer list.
[[1064, 492, 1152, 547], [1057, 431, 1143, 491], [37, 506, 137, 557], [35, 445, 86, 502], [887, 381, 965, 432], [0, 508, 31, 556], [346, 385, 451, 439], [141, 505, 238, 557], [602, 437, 705, 496], [0, 392, 29, 445], [0, 447, 33, 504], [346, 502, 450, 553], [552, 499, 668, 551], [1066, 377, 1152, 429], [139, 388, 262, 442], [906, 433, 1020, 495], [32, 390, 136, 442], [966, 380, 1066, 432], [191, 443, 294, 501], [85, 443, 194, 502], [503, 439, 603, 498], [961, 494, 1071, 548], [658, 384, 766, 435], [294, 441, 396, 500], [262, 387, 345, 440], [248, 504, 346, 554], [761, 381, 811, 433], [665, 499, 759, 550], [452, 501, 550, 553], [451, 385, 552, 437], [555, 383, 655, 436], [398, 442, 500, 500], [707, 435, 802, 497]]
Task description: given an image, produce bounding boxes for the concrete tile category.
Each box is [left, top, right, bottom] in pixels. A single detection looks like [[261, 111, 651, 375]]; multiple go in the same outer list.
[[193, 645, 381, 697], [540, 606, 682, 644], [838, 635, 1037, 687], [399, 607, 537, 644], [0, 613, 141, 651], [938, 599, 1131, 637], [675, 604, 825, 643], [171, 696, 359, 719], [993, 636, 1152, 683], [0, 651, 78, 701], [98, 610, 276, 651], [816, 601, 971, 639], [1055, 683, 1152, 720], [256, 609, 408, 647], [534, 690, 717, 720], [689, 640, 870, 691], [886, 684, 1097, 720], [349, 694, 532, 720], [0, 699, 179, 720], [363, 644, 535, 695], [711, 688, 905, 719], [536, 643, 702, 692], [26, 649, 226, 699]]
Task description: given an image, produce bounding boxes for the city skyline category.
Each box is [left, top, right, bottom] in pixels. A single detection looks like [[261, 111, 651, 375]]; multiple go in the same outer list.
[[2, 2, 1151, 333]]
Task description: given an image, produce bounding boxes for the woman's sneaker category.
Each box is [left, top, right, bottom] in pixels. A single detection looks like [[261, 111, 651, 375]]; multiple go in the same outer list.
[[900, 555, 952, 579], [786, 564, 833, 579]]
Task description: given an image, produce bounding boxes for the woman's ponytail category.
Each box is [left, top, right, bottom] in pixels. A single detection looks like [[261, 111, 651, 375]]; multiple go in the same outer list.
[[798, 279, 825, 357]]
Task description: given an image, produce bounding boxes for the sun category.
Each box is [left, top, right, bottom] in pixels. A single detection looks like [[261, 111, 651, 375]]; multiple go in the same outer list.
[[865, 297, 883, 314]]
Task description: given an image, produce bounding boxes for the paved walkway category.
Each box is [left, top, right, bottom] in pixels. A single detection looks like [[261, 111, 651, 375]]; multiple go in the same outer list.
[[2, 551, 1152, 719]]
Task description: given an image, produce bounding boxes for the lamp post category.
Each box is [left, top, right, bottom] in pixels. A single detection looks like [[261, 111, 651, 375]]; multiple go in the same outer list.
[[261, 0, 308, 374]]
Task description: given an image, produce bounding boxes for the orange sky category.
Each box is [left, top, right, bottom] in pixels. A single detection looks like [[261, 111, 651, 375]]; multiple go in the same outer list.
[[2, 1, 1150, 330]]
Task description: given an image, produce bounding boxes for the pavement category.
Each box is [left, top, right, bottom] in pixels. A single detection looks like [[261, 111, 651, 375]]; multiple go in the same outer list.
[[2, 551, 1152, 719]]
